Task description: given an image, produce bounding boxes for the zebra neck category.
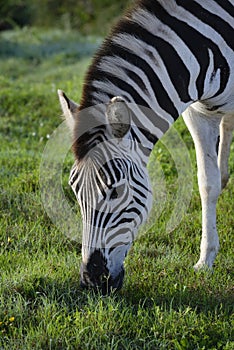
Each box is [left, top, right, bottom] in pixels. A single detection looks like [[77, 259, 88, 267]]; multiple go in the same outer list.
[[79, 0, 231, 151], [79, 10, 197, 153]]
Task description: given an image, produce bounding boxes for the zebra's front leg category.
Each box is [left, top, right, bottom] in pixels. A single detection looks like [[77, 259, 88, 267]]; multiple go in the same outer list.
[[183, 106, 222, 269], [218, 114, 234, 190]]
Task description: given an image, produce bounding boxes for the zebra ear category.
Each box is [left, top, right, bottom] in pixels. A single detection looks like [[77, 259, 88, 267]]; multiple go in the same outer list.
[[58, 89, 79, 131], [106, 97, 131, 138]]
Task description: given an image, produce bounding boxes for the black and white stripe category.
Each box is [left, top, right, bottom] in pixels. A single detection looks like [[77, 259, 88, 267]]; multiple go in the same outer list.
[[59, 0, 234, 293], [77, 0, 233, 156]]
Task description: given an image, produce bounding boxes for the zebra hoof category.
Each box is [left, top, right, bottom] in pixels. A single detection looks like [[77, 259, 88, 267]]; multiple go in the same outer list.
[[193, 261, 213, 272]]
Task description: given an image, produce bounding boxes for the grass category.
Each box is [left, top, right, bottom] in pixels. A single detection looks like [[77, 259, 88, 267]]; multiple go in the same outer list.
[[0, 27, 234, 349]]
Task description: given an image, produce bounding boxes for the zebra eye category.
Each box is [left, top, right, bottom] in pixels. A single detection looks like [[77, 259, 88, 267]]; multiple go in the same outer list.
[[110, 184, 125, 200], [110, 188, 118, 200]]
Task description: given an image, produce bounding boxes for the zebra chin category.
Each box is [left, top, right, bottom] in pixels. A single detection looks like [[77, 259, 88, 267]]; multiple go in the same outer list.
[[80, 262, 125, 295]]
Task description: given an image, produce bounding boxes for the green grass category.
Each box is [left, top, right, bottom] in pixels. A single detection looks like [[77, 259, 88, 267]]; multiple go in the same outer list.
[[0, 27, 234, 349]]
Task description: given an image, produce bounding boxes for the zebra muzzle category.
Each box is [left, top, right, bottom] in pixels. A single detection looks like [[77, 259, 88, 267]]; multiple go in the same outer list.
[[80, 261, 125, 295]]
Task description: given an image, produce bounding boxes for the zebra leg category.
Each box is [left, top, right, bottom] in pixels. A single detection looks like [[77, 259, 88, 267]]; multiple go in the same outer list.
[[183, 106, 222, 269], [218, 114, 234, 190]]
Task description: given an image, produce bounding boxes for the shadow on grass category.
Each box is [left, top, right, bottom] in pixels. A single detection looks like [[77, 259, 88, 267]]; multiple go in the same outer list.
[[7, 270, 233, 317], [123, 282, 234, 315]]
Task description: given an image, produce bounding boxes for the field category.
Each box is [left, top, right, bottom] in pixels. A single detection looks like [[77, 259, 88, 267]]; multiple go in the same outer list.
[[0, 28, 233, 349]]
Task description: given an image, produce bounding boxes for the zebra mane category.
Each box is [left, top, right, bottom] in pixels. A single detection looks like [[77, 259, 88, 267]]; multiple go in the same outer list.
[[79, 6, 138, 111], [73, 3, 139, 161], [74, 0, 165, 161]]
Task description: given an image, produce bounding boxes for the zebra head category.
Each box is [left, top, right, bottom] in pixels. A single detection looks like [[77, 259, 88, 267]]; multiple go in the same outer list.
[[58, 90, 153, 294]]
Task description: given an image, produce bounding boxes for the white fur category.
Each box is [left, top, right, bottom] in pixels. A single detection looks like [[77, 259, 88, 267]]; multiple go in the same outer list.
[[131, 8, 201, 100]]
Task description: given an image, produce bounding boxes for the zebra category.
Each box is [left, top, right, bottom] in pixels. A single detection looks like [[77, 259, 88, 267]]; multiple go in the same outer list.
[[58, 0, 234, 294]]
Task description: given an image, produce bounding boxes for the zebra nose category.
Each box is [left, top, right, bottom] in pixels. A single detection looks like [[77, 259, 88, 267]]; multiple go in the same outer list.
[[80, 262, 125, 295], [79, 261, 109, 289]]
